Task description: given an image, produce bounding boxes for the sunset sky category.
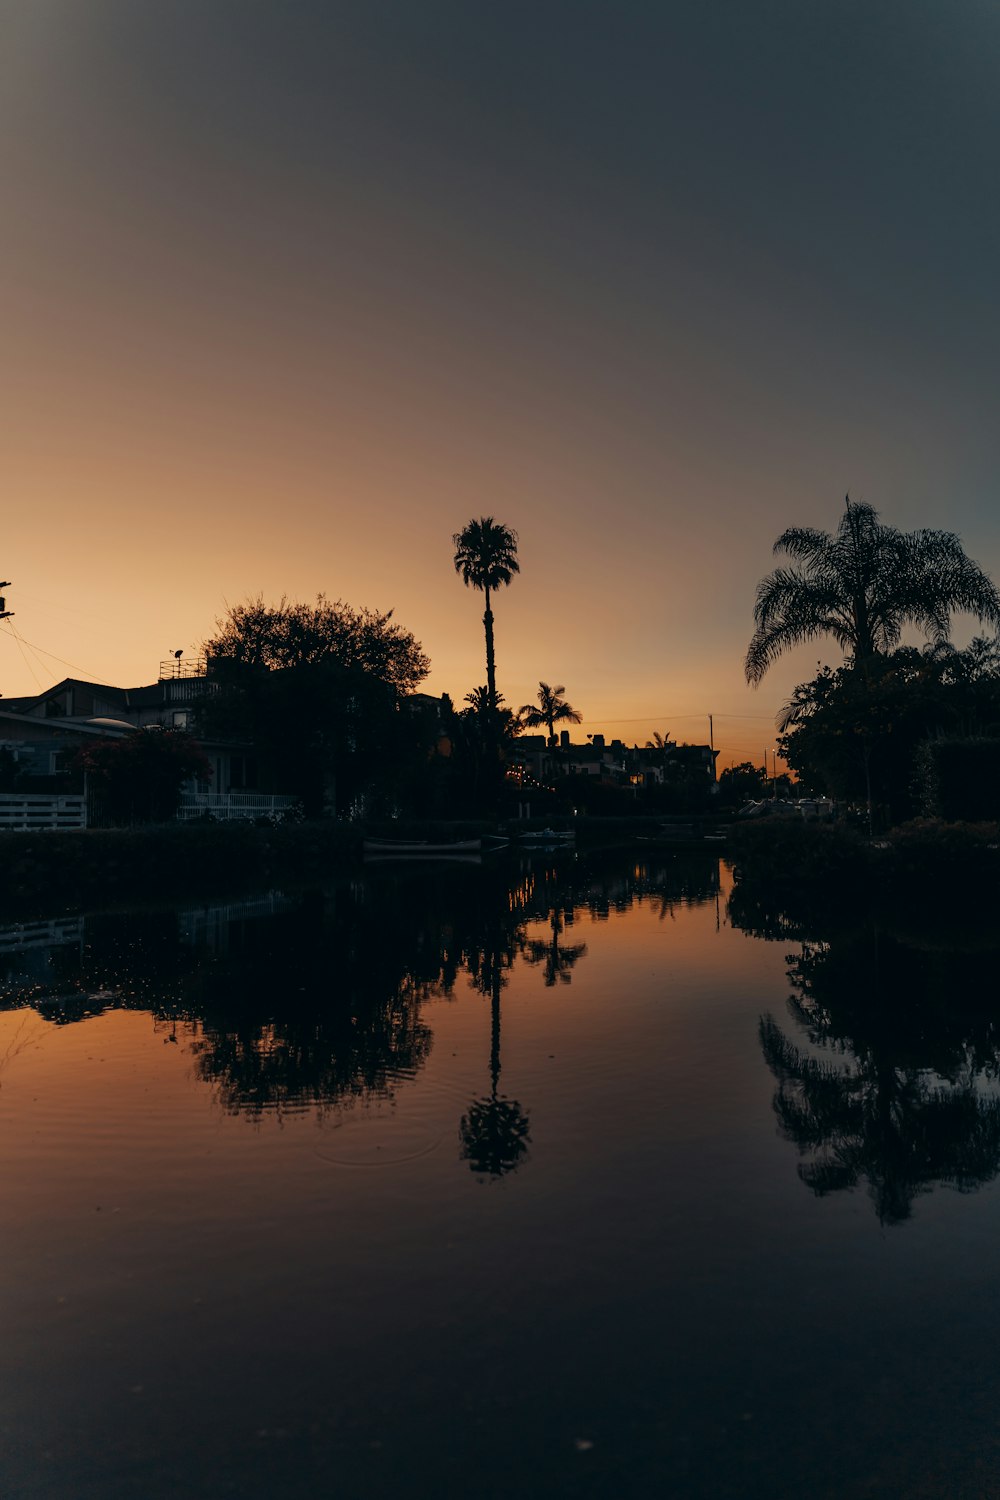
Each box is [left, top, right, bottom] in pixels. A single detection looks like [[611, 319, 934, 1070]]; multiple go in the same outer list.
[[3, 1, 998, 768]]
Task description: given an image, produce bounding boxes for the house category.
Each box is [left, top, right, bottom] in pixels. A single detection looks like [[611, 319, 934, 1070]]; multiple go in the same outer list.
[[0, 659, 257, 800]]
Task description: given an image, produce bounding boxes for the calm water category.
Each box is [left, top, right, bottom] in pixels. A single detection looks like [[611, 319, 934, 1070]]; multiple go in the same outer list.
[[3, 852, 1000, 1499]]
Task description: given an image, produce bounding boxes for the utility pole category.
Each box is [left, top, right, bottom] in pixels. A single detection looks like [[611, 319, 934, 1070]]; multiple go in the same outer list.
[[0, 582, 11, 621]]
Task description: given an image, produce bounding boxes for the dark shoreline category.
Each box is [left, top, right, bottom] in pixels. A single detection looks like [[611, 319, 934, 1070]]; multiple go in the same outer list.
[[0, 814, 733, 916], [1, 813, 997, 921]]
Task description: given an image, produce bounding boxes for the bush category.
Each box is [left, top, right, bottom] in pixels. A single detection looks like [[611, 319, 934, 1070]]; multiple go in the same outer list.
[[915, 737, 1000, 822], [730, 818, 870, 887]]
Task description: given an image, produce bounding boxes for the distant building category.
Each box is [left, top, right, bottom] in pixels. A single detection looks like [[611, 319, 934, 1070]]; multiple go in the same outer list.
[[502, 728, 719, 792]]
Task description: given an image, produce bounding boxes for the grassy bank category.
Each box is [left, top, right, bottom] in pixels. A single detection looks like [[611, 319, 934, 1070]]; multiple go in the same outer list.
[[729, 816, 1000, 933]]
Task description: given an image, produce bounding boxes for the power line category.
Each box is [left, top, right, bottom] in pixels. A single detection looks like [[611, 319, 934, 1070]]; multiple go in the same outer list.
[[3, 626, 101, 680], [2, 620, 44, 693], [12, 592, 116, 625], [576, 712, 779, 724]]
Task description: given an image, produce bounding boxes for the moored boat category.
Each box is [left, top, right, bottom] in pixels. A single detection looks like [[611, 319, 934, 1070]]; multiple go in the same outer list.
[[362, 837, 483, 854], [517, 827, 575, 844]]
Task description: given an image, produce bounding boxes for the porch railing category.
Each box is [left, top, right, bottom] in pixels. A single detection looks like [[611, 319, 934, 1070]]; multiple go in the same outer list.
[[177, 792, 299, 822]]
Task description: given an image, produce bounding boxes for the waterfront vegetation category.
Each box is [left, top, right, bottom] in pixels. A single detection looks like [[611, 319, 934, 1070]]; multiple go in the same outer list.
[[4, 499, 1000, 906]]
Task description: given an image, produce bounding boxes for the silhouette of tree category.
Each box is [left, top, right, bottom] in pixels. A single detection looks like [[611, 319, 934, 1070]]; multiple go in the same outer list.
[[73, 730, 212, 825], [717, 761, 769, 805], [746, 497, 1000, 684], [202, 595, 430, 815], [207, 594, 429, 690], [518, 682, 582, 745], [776, 642, 1000, 821], [452, 518, 519, 713], [463, 686, 522, 740], [644, 730, 674, 754]]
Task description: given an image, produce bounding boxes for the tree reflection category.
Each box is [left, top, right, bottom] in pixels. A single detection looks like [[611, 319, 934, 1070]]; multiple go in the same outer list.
[[459, 897, 531, 1180], [522, 907, 587, 987], [0, 851, 722, 1140], [750, 915, 1000, 1225]]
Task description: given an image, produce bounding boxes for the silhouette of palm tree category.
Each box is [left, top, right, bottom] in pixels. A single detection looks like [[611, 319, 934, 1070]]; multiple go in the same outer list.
[[745, 496, 1000, 684], [452, 517, 519, 713], [518, 682, 582, 745]]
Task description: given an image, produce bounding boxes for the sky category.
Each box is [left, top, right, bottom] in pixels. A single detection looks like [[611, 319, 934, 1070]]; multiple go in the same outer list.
[[2, 0, 999, 769]]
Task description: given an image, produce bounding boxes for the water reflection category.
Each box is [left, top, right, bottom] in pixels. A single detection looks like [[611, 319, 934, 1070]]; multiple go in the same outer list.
[[522, 906, 587, 988], [731, 881, 1000, 1225], [459, 899, 531, 1179], [0, 854, 721, 1148]]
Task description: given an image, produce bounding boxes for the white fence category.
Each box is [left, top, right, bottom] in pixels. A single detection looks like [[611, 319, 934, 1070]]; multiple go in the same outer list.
[[177, 792, 300, 823], [0, 793, 87, 830], [0, 915, 85, 953]]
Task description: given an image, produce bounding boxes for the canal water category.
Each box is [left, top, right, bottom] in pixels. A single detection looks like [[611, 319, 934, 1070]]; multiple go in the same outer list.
[[2, 852, 1000, 1499]]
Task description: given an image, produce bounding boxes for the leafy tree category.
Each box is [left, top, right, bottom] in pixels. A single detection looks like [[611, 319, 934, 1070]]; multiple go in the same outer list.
[[778, 641, 1000, 823], [717, 761, 768, 805], [746, 497, 1000, 684], [206, 594, 428, 690], [518, 681, 582, 745], [438, 689, 523, 815], [74, 730, 212, 825], [452, 517, 519, 713], [202, 595, 430, 817]]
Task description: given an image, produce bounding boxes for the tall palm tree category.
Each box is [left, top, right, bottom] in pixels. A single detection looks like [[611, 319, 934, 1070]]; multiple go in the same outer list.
[[518, 681, 582, 745], [452, 517, 519, 712], [745, 497, 1000, 684]]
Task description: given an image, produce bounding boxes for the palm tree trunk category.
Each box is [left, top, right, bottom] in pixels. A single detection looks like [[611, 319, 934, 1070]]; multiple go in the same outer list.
[[483, 584, 496, 711]]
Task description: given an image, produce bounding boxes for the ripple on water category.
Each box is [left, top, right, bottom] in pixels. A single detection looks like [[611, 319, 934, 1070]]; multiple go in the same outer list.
[[313, 1109, 445, 1167]]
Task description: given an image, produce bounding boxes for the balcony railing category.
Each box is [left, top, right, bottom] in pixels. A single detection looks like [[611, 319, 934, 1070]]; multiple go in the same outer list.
[[159, 657, 208, 681]]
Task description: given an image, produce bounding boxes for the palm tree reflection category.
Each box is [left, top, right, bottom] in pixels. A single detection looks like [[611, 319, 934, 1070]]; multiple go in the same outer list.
[[459, 935, 531, 1181], [522, 907, 587, 987], [757, 928, 1000, 1225]]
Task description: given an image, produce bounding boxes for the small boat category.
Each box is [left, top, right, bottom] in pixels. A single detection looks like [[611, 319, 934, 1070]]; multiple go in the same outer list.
[[364, 850, 482, 865], [517, 827, 575, 844], [362, 837, 482, 854]]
